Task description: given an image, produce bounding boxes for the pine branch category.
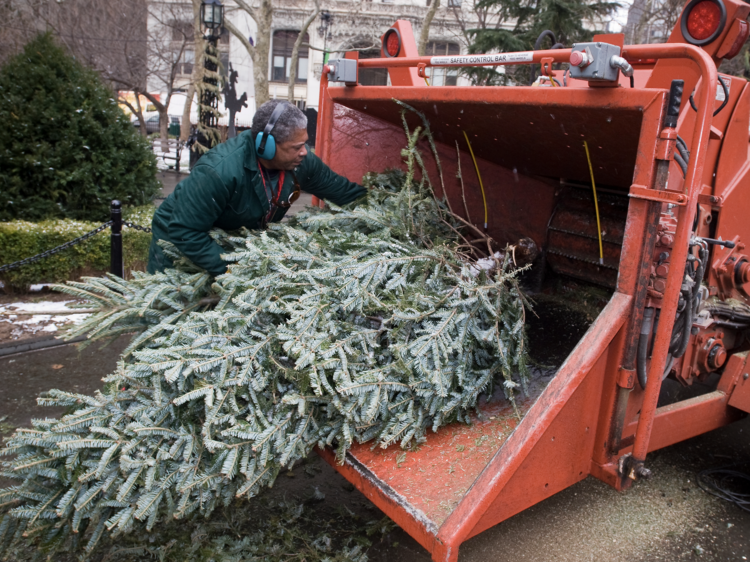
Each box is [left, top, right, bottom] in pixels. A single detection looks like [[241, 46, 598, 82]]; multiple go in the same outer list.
[[0, 99, 531, 560]]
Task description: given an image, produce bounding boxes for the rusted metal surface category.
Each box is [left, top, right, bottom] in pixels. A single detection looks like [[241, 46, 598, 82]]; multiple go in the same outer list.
[[318, 293, 630, 561], [327, 88, 649, 189], [628, 185, 688, 205], [546, 187, 628, 288], [624, 43, 717, 467], [320, 380, 547, 530], [438, 292, 631, 549], [312, 9, 750, 558], [622, 353, 748, 452], [728, 355, 750, 414]]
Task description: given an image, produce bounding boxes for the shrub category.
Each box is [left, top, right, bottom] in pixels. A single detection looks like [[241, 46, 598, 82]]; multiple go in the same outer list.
[[0, 206, 155, 291], [0, 34, 160, 222]]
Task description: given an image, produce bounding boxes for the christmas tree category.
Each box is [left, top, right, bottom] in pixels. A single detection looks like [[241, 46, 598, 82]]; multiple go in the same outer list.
[[0, 105, 529, 558]]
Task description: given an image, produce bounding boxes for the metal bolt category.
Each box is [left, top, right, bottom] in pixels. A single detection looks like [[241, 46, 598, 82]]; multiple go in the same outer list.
[[635, 465, 653, 480], [744, 373, 749, 380]]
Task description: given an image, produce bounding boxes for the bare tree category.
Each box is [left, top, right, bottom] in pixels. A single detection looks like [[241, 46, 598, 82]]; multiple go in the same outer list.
[[418, 0, 441, 56], [181, 0, 205, 142], [288, 0, 321, 103], [7, 0, 152, 131], [224, 0, 273, 107], [0, 0, 44, 64], [143, 4, 194, 139], [5, 0, 204, 142], [624, 0, 684, 44]]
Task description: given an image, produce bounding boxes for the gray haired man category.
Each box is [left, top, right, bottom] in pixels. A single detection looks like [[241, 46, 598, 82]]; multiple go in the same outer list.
[[147, 100, 366, 276]]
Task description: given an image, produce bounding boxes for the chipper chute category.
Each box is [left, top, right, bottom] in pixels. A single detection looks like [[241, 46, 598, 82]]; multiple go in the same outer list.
[[314, 2, 750, 559]]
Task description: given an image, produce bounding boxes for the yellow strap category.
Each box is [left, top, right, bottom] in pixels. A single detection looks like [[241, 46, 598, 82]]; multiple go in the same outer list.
[[462, 130, 488, 230], [583, 141, 604, 265]]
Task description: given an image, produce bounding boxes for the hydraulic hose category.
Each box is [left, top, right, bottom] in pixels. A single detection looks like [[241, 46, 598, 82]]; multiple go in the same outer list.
[[637, 307, 655, 390], [674, 135, 690, 178], [529, 30, 565, 84], [534, 30, 558, 51], [637, 242, 707, 389], [689, 76, 730, 117], [677, 243, 707, 356]]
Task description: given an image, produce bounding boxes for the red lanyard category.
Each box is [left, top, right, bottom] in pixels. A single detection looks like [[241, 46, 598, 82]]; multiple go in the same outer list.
[[258, 165, 285, 222]]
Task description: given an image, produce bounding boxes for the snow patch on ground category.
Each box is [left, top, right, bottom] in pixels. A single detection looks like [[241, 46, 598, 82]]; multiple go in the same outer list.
[[0, 300, 90, 341], [0, 282, 53, 291]]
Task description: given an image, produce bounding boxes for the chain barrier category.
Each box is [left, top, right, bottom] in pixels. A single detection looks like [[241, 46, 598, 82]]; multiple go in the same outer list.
[[123, 221, 152, 233], [0, 221, 114, 274], [0, 211, 153, 274]]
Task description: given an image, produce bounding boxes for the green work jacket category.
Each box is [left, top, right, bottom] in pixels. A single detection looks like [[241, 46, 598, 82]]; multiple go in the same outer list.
[[148, 131, 365, 276]]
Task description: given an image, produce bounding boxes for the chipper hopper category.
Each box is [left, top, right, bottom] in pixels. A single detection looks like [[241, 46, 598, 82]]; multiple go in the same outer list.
[[312, 1, 750, 559]]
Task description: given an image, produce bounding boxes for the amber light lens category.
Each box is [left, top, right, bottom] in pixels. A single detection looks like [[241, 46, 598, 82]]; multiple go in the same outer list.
[[687, 0, 723, 40]]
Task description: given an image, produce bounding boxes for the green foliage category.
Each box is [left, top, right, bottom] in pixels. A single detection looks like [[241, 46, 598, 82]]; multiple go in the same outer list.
[[0, 34, 161, 222], [464, 0, 621, 85], [0, 206, 155, 291], [6, 494, 375, 562], [0, 106, 529, 559]]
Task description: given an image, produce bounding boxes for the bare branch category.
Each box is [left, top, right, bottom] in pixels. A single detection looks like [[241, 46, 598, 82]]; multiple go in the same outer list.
[[224, 18, 255, 57], [288, 0, 321, 102], [418, 0, 441, 56], [302, 42, 380, 53], [233, 0, 259, 22]]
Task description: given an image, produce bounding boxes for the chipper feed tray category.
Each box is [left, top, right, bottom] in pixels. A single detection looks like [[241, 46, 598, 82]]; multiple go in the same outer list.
[[313, 2, 750, 559]]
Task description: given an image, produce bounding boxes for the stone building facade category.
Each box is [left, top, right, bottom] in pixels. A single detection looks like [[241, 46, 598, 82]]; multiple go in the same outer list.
[[147, 0, 492, 128]]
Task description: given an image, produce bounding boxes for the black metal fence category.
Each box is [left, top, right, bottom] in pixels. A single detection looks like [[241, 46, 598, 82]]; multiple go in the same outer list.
[[0, 200, 151, 278]]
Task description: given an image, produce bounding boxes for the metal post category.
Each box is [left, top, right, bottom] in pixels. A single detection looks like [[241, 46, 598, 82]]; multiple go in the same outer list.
[[191, 33, 220, 169], [110, 200, 123, 278]]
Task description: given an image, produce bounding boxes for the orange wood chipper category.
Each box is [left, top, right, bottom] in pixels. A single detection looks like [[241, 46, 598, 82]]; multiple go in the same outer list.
[[311, 1, 750, 559]]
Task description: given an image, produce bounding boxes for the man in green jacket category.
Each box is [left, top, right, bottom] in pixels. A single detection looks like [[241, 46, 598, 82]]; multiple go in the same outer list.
[[147, 100, 366, 276]]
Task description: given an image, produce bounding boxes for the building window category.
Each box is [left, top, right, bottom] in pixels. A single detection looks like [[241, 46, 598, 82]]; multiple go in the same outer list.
[[358, 46, 388, 85], [271, 30, 309, 83], [426, 41, 460, 85], [178, 49, 194, 75], [173, 22, 230, 78]]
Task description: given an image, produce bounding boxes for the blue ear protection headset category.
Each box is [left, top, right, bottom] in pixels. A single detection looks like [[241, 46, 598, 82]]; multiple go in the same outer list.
[[255, 102, 290, 160]]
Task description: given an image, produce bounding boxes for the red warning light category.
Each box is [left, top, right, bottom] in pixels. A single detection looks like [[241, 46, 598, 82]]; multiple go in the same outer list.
[[383, 28, 401, 58], [688, 1, 722, 39], [681, 0, 726, 45]]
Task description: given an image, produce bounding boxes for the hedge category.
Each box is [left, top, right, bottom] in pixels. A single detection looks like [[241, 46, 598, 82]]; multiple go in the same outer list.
[[0, 206, 156, 292]]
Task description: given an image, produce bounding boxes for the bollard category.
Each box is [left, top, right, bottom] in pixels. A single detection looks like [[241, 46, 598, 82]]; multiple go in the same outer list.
[[110, 200, 124, 278]]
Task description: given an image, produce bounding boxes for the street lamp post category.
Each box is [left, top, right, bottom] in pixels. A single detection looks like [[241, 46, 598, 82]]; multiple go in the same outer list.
[[190, 0, 224, 168]]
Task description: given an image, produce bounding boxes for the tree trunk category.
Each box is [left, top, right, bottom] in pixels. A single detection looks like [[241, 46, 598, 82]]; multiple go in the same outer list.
[[624, 0, 647, 44], [225, 0, 272, 109], [288, 0, 320, 103], [159, 104, 169, 140], [181, 0, 204, 142], [133, 92, 148, 136], [418, 0, 441, 56], [181, 83, 195, 142], [253, 0, 273, 107]]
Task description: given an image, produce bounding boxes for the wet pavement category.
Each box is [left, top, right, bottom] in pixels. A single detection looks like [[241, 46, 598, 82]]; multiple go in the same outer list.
[[0, 337, 130, 432]]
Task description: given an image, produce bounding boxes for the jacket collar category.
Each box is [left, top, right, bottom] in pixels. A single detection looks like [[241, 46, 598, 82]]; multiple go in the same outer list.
[[244, 131, 259, 172]]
